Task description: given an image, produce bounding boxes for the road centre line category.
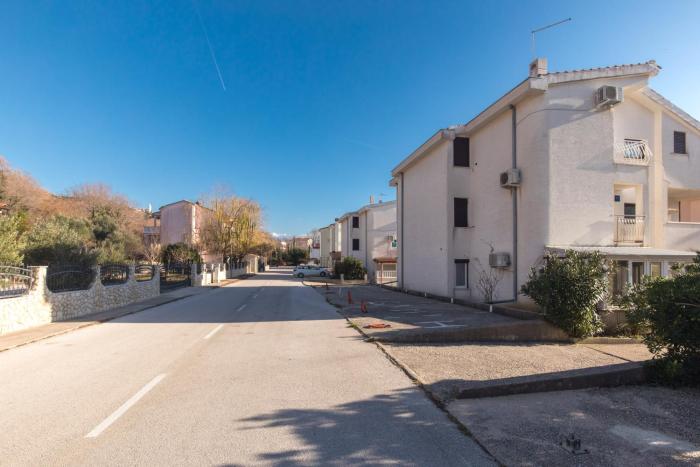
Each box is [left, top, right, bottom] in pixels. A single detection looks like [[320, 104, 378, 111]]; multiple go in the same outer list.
[[85, 374, 166, 438], [204, 324, 224, 340]]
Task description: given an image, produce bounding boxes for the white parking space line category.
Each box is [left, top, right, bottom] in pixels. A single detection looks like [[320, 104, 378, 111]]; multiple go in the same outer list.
[[236, 304, 247, 312], [204, 324, 224, 340], [85, 374, 166, 438]]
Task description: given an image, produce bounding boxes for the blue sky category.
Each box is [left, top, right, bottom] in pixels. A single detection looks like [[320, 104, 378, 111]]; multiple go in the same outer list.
[[1, 1, 699, 235]]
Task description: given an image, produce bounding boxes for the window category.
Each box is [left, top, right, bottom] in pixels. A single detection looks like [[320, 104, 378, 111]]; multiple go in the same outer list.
[[623, 203, 636, 219], [650, 262, 662, 278], [453, 137, 470, 167], [632, 262, 645, 284], [612, 260, 629, 296], [674, 131, 687, 154], [454, 198, 468, 227], [352, 238, 360, 251], [455, 259, 469, 287], [352, 216, 359, 228]]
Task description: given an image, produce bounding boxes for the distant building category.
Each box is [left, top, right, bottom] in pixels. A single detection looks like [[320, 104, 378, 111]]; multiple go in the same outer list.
[[147, 200, 221, 263], [336, 200, 397, 282]]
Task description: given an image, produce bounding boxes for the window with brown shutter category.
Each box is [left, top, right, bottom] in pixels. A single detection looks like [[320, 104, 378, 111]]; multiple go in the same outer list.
[[454, 198, 468, 227], [454, 137, 470, 167], [674, 131, 687, 154]]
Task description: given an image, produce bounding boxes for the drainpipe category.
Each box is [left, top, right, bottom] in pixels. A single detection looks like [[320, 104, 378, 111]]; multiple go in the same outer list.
[[400, 172, 405, 290], [510, 104, 519, 302]]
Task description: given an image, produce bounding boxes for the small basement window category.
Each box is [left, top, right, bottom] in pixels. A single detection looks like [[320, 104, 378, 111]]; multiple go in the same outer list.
[[674, 131, 687, 154], [453, 137, 470, 167]]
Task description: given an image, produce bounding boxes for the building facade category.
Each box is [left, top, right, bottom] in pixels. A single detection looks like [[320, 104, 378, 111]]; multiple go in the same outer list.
[[391, 59, 700, 303], [337, 200, 397, 281]]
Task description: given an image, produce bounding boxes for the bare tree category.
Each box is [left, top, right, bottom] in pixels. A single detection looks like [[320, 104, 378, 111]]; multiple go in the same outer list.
[[474, 240, 504, 304], [201, 195, 262, 262]]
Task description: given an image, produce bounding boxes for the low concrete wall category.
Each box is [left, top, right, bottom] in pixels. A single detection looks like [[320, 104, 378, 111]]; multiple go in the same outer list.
[[0, 265, 159, 336]]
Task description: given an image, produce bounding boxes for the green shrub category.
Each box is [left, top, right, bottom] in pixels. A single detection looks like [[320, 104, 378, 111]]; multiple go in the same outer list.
[[334, 257, 366, 280], [285, 248, 308, 266], [521, 250, 608, 338], [161, 242, 201, 265], [0, 212, 27, 265], [621, 265, 700, 385], [23, 215, 97, 266]]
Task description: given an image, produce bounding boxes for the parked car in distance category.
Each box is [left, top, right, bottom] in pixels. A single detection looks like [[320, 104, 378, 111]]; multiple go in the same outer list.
[[293, 265, 330, 278]]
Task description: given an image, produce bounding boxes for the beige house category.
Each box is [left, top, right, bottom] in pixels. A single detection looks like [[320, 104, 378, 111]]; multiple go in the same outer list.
[[391, 58, 700, 303], [153, 200, 221, 263]]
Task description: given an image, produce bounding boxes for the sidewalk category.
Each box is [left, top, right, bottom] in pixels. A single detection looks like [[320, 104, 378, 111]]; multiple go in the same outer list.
[[0, 286, 210, 353], [314, 283, 569, 343]]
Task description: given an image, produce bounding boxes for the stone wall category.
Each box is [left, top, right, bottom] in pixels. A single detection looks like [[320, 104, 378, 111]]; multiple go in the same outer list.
[[0, 265, 160, 336]]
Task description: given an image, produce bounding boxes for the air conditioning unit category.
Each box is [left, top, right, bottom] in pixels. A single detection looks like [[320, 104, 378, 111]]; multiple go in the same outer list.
[[595, 85, 623, 108], [489, 252, 511, 268], [500, 168, 521, 187]]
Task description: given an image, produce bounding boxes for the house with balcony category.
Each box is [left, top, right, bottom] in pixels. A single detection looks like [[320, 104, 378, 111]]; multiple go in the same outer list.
[[336, 199, 398, 283], [390, 58, 700, 303]]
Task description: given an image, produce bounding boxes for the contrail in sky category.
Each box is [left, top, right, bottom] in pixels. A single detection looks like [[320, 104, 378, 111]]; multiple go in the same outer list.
[[193, 0, 227, 91]]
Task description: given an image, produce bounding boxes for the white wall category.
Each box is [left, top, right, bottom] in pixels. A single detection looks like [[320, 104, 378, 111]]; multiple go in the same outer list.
[[400, 140, 449, 296]]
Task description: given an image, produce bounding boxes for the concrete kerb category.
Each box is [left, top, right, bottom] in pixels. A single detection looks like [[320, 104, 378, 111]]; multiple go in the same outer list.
[[334, 301, 503, 465]]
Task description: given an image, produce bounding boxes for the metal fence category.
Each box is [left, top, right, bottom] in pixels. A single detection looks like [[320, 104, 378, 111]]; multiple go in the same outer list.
[[134, 264, 156, 282], [160, 262, 191, 291], [0, 265, 34, 298], [46, 264, 96, 293], [100, 264, 130, 286]]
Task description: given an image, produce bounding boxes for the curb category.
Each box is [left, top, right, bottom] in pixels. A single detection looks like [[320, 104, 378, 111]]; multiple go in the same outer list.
[[337, 309, 502, 465], [455, 362, 647, 399], [0, 291, 202, 354]]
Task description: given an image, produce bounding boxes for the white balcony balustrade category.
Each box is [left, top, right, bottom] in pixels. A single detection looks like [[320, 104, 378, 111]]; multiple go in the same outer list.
[[614, 215, 645, 243], [614, 139, 652, 166]]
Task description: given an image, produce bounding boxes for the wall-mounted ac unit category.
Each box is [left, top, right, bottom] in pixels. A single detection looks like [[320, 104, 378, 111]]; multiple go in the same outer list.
[[500, 168, 521, 187], [489, 252, 511, 268], [595, 85, 623, 108]]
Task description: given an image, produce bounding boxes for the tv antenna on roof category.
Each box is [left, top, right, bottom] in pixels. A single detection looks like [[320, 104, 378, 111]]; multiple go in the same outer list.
[[531, 17, 572, 58]]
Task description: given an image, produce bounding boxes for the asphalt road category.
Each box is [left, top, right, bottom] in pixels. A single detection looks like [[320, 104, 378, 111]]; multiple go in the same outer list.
[[0, 270, 494, 466]]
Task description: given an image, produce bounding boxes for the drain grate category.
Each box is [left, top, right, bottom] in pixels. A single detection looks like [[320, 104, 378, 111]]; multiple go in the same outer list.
[[560, 433, 589, 455]]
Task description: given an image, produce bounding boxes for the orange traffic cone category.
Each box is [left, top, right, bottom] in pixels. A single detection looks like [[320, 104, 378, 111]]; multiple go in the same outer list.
[[360, 301, 368, 313], [348, 290, 353, 304]]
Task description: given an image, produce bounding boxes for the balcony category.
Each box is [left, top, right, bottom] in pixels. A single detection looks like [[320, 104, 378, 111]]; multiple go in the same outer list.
[[614, 216, 645, 243], [614, 139, 652, 166]]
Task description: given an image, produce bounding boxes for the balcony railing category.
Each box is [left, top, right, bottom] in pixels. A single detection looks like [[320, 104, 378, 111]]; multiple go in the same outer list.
[[615, 215, 645, 243], [614, 140, 652, 166]]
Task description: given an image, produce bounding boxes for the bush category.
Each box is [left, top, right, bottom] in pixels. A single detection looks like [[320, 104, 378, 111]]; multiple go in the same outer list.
[[334, 257, 366, 280], [621, 264, 700, 385], [23, 215, 97, 266], [0, 212, 27, 265], [521, 250, 608, 338], [285, 248, 308, 266], [161, 243, 201, 265]]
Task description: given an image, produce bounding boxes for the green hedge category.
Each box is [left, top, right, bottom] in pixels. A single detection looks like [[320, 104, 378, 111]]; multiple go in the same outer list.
[[521, 250, 608, 338], [622, 259, 700, 385], [334, 257, 366, 280]]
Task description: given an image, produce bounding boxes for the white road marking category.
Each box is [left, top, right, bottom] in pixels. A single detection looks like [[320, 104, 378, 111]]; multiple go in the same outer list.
[[237, 304, 247, 312], [85, 374, 166, 438], [204, 324, 224, 340]]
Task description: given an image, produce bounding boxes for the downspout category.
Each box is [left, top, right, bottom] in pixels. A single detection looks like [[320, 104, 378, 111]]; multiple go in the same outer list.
[[400, 172, 405, 290], [510, 104, 519, 302]]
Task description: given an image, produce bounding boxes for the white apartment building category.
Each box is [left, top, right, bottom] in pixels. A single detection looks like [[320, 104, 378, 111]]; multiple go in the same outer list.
[[391, 58, 700, 303], [318, 222, 342, 268], [336, 200, 398, 282]]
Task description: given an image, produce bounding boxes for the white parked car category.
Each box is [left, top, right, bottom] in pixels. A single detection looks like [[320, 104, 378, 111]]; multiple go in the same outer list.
[[293, 265, 330, 278]]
